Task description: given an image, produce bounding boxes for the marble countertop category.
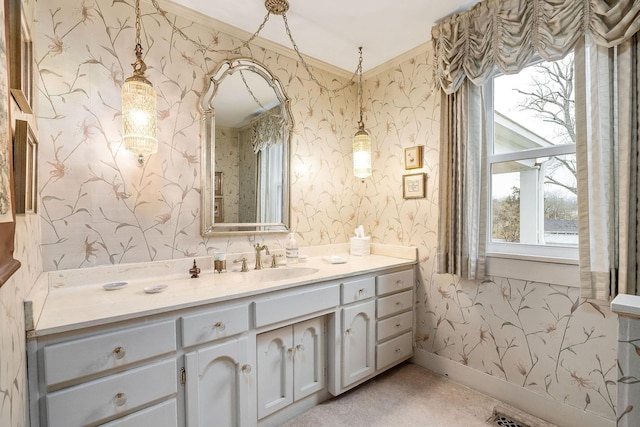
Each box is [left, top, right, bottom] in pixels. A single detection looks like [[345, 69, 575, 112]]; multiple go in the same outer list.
[[27, 244, 417, 337]]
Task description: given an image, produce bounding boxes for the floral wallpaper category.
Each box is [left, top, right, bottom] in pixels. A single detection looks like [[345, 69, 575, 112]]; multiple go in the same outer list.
[[35, 0, 356, 270], [360, 53, 618, 421], [616, 316, 640, 426], [0, 1, 619, 427]]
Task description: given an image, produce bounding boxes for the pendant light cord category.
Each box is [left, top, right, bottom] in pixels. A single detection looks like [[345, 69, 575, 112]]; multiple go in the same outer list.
[[357, 46, 364, 126]]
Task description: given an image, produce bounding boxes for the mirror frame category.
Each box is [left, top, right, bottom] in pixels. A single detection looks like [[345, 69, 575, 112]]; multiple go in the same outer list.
[[199, 58, 293, 236]]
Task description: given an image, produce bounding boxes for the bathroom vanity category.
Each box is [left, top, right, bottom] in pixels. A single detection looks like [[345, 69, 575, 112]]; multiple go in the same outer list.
[[25, 244, 416, 427]]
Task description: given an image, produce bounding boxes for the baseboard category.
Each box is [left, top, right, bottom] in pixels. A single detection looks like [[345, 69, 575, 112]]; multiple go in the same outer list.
[[411, 348, 615, 427]]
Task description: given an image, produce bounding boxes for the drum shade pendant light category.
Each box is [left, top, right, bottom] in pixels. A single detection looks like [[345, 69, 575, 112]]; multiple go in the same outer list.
[[122, 0, 157, 163], [353, 47, 371, 180]]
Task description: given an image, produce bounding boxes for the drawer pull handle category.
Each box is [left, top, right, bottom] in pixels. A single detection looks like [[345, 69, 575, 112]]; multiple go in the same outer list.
[[396, 302, 402, 306], [241, 364, 252, 374], [395, 323, 401, 328], [212, 321, 226, 331], [113, 346, 126, 359], [296, 344, 305, 352], [358, 288, 367, 296], [396, 280, 403, 287], [114, 392, 127, 407], [395, 348, 402, 353]]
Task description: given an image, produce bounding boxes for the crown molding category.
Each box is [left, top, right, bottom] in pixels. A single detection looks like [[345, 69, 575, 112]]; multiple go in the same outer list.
[[152, 0, 354, 80], [363, 40, 432, 80]]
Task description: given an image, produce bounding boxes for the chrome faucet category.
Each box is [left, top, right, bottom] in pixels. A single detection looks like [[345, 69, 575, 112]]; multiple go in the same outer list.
[[254, 244, 270, 270]]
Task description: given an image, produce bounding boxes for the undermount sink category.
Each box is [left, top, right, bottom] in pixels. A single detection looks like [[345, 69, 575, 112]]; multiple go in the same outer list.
[[252, 267, 319, 282]]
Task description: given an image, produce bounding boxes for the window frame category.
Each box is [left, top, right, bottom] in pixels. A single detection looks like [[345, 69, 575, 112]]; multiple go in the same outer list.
[[483, 60, 579, 285]]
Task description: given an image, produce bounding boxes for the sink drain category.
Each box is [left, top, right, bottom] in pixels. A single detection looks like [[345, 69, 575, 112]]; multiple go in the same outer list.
[[488, 412, 531, 427]]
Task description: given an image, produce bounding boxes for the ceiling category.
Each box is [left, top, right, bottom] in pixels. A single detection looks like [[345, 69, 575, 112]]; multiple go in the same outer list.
[[168, 0, 480, 73]]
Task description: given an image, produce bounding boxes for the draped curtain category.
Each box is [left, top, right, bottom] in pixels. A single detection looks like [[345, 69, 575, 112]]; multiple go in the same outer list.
[[437, 80, 487, 280], [250, 106, 284, 153], [432, 0, 640, 94], [433, 0, 640, 299]]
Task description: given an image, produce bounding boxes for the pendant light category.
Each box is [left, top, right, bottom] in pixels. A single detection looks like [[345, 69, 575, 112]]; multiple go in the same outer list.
[[353, 47, 371, 180], [122, 0, 157, 163]]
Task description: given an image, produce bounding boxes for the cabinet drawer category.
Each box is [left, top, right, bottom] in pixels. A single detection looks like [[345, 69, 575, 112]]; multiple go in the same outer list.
[[376, 290, 412, 318], [254, 284, 339, 327], [377, 311, 413, 342], [376, 332, 412, 370], [43, 321, 176, 387], [46, 359, 177, 427], [100, 399, 178, 427], [376, 269, 414, 296], [341, 277, 375, 305], [181, 304, 249, 347]]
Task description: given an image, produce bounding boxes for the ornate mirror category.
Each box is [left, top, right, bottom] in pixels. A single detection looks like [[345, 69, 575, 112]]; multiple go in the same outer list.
[[200, 58, 293, 236]]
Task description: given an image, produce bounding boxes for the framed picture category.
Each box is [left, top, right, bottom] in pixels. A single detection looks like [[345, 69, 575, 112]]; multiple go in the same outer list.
[[13, 119, 37, 214], [403, 173, 427, 199], [213, 197, 224, 222], [214, 171, 223, 196], [0, 0, 22, 286], [8, 0, 32, 114], [404, 146, 423, 170]]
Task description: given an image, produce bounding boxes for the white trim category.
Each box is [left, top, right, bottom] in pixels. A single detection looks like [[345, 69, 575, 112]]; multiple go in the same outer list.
[[411, 349, 615, 427], [486, 254, 579, 287], [489, 143, 576, 164]]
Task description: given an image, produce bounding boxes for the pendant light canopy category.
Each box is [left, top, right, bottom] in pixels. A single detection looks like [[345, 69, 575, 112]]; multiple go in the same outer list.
[[353, 47, 371, 180], [122, 0, 157, 162]]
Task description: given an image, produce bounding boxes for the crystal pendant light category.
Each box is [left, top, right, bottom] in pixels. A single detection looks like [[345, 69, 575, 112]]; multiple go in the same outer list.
[[122, 0, 157, 162], [353, 47, 371, 180]]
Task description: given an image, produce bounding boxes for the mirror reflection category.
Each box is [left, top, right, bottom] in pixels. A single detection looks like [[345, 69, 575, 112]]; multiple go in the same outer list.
[[200, 58, 292, 236]]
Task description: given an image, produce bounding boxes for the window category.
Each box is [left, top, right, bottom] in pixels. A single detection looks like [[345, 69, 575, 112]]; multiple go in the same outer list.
[[486, 53, 578, 261]]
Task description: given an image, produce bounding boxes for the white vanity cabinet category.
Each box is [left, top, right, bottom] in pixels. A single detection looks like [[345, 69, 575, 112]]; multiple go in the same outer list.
[[181, 303, 255, 427], [31, 320, 179, 427], [28, 255, 416, 427], [185, 336, 255, 426], [256, 317, 325, 419], [375, 269, 414, 370]]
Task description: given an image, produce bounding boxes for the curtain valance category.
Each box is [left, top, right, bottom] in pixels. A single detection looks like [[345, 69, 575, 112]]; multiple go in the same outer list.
[[250, 106, 284, 153], [432, 0, 640, 94]]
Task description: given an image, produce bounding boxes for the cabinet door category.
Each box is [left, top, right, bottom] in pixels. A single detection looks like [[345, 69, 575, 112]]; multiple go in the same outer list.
[[341, 300, 375, 388], [185, 337, 254, 427], [293, 317, 324, 400], [257, 326, 294, 419]]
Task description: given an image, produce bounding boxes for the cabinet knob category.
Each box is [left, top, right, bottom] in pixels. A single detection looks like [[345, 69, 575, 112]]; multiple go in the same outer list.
[[396, 280, 403, 287], [241, 364, 252, 374], [358, 288, 367, 296], [113, 346, 126, 359], [345, 328, 352, 336], [114, 392, 127, 407], [296, 344, 305, 352], [395, 348, 401, 353], [212, 321, 226, 331], [395, 323, 401, 328]]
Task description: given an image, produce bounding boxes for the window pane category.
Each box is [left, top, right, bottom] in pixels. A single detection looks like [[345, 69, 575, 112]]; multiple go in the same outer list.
[[491, 154, 578, 246], [493, 53, 575, 155]]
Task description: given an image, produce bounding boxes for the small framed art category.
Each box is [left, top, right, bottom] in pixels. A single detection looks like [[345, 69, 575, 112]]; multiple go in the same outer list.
[[404, 146, 422, 170], [214, 197, 224, 222], [214, 171, 223, 196], [8, 0, 33, 114], [403, 173, 426, 199], [13, 120, 37, 213]]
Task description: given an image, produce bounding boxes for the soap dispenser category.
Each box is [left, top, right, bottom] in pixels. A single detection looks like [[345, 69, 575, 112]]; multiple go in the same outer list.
[[286, 232, 299, 264]]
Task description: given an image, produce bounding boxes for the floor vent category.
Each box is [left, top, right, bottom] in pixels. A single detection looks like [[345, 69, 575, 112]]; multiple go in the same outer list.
[[488, 412, 531, 427]]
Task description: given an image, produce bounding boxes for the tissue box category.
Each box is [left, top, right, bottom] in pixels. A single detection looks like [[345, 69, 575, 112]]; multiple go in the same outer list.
[[350, 236, 371, 256]]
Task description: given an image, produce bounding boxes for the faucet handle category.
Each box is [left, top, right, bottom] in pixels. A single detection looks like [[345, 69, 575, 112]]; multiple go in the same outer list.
[[234, 257, 249, 272], [270, 254, 283, 268]]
